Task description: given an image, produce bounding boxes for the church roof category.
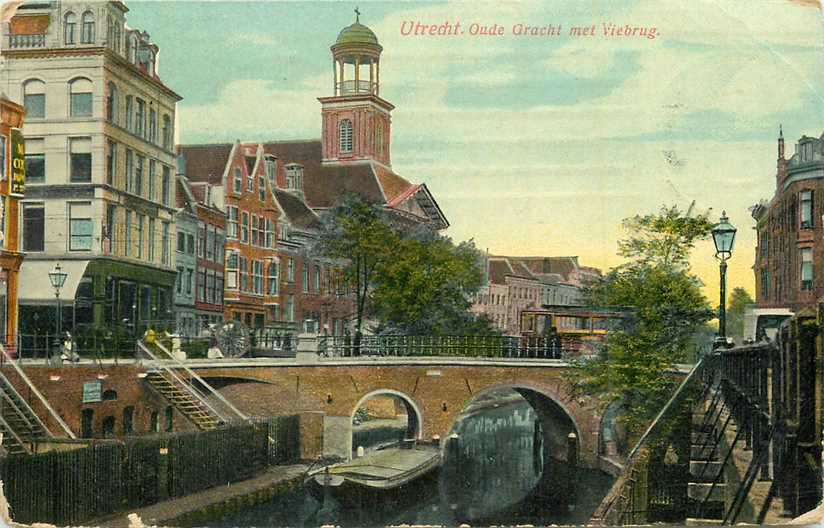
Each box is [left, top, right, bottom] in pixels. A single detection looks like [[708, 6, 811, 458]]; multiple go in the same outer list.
[[336, 21, 379, 46], [178, 140, 447, 229]]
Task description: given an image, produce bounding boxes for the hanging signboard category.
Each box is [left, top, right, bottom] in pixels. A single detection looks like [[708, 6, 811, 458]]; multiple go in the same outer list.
[[82, 381, 102, 403], [10, 128, 24, 197]]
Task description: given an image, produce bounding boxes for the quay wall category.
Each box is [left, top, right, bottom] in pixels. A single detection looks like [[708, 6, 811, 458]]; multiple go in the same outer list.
[[7, 365, 196, 439]]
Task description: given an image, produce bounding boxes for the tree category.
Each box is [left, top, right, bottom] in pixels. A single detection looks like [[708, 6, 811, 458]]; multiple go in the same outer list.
[[312, 195, 496, 347], [618, 203, 714, 268], [312, 194, 398, 348], [370, 228, 490, 335], [570, 204, 714, 435], [726, 287, 754, 339]]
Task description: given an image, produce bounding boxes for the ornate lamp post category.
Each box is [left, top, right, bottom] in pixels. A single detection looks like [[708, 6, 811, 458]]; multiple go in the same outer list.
[[48, 263, 68, 352], [711, 212, 737, 340]]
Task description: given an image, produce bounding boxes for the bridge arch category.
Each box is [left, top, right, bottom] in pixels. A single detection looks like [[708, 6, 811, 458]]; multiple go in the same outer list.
[[442, 382, 584, 519], [348, 389, 423, 457], [450, 382, 582, 461]]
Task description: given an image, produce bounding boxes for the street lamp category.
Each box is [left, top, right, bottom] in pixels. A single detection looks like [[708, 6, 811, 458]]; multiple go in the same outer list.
[[711, 211, 737, 340], [48, 263, 68, 352]]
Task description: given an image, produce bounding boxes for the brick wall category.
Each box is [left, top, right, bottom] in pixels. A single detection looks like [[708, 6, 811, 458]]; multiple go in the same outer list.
[[10, 365, 197, 438]]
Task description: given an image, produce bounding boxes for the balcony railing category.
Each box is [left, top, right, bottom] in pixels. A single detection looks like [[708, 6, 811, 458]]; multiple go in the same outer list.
[[8, 33, 47, 49], [337, 80, 377, 95]]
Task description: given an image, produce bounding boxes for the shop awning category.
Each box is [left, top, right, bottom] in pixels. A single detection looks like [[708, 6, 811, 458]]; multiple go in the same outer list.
[[18, 260, 90, 304]]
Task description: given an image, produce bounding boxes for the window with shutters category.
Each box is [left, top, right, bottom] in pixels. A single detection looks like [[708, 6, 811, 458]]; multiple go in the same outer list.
[[339, 119, 353, 153]]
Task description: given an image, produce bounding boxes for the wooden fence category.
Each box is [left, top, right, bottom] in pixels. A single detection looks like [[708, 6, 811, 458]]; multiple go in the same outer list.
[[0, 416, 300, 526]]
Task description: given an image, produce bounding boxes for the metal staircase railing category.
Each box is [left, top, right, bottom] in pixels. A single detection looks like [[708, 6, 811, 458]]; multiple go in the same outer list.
[[149, 339, 248, 421], [0, 344, 75, 439], [591, 357, 708, 525], [137, 341, 230, 425], [0, 374, 48, 439]]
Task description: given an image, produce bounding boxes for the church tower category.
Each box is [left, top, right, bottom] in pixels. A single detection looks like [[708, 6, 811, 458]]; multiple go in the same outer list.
[[319, 10, 393, 166]]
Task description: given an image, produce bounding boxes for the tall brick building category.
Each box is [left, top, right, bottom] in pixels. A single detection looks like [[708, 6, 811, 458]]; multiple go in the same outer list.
[[752, 128, 824, 311]]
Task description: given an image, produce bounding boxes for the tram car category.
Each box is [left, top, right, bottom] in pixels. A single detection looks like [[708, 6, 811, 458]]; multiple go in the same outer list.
[[519, 305, 634, 358]]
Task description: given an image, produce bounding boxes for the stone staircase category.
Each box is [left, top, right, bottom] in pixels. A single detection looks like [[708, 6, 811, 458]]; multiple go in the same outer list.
[[0, 372, 52, 455], [145, 371, 222, 430], [685, 399, 726, 525]]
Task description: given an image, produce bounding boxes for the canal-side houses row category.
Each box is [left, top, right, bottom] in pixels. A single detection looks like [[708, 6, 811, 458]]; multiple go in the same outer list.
[[471, 255, 599, 335]]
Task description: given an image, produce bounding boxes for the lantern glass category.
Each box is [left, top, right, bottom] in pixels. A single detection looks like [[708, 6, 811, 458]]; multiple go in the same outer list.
[[48, 263, 68, 289], [712, 212, 737, 257]]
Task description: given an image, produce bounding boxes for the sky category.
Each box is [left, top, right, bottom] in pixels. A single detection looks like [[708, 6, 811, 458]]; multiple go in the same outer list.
[[125, 0, 824, 304]]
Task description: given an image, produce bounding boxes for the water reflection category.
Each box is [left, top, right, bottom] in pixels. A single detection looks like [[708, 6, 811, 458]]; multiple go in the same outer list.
[[210, 391, 614, 528]]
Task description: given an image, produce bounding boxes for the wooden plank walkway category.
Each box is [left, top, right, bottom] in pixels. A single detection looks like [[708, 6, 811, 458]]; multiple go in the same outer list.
[[94, 464, 307, 528]]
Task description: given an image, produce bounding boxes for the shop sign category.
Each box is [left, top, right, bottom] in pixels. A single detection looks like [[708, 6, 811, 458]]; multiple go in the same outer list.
[[82, 381, 102, 403], [9, 129, 24, 197]]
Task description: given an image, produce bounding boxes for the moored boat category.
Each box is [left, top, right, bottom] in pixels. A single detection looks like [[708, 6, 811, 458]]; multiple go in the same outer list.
[[306, 441, 441, 503]]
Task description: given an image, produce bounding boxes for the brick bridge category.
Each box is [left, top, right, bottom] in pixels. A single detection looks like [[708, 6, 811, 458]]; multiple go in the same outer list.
[[188, 358, 608, 467]]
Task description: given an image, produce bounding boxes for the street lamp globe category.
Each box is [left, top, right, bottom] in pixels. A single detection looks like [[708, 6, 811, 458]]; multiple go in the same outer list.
[[48, 263, 68, 290], [711, 211, 737, 261]]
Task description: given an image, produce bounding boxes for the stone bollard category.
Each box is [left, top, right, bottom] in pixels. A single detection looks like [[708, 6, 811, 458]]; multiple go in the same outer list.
[[356, 445, 364, 458], [566, 432, 578, 512]]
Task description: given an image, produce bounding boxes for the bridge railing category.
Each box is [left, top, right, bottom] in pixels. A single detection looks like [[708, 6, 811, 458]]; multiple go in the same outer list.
[[318, 334, 571, 359], [710, 310, 821, 522], [594, 306, 824, 526]]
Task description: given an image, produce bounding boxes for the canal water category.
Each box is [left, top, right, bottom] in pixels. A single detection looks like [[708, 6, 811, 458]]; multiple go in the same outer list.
[[210, 391, 614, 527]]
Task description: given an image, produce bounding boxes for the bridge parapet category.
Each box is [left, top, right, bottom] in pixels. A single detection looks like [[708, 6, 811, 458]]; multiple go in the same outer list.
[[316, 334, 572, 359]]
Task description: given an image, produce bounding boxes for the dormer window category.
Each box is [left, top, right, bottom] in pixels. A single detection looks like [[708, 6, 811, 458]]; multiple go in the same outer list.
[[81, 11, 95, 44], [339, 119, 353, 153], [285, 164, 303, 191], [265, 157, 277, 188], [128, 34, 138, 63], [799, 141, 815, 162], [64, 12, 77, 45]]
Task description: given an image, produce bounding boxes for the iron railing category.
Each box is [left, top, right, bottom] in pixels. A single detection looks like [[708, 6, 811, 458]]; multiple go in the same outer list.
[[337, 79, 377, 95], [591, 357, 708, 525], [319, 334, 569, 359], [594, 306, 824, 525]]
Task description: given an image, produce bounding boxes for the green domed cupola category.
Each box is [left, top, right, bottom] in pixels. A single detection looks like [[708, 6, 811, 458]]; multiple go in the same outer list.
[[335, 20, 380, 47], [330, 8, 383, 96]]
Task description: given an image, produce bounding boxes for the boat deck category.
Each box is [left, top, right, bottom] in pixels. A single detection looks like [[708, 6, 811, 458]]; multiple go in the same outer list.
[[332, 446, 438, 480]]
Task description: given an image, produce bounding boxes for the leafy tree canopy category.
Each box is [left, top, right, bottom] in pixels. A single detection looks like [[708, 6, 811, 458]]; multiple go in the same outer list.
[[371, 228, 491, 335], [572, 204, 714, 436], [618, 204, 715, 269], [312, 194, 496, 339]]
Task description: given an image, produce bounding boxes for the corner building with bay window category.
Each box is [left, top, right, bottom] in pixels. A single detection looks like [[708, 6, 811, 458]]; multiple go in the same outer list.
[[1, 1, 180, 335], [752, 128, 824, 312]]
